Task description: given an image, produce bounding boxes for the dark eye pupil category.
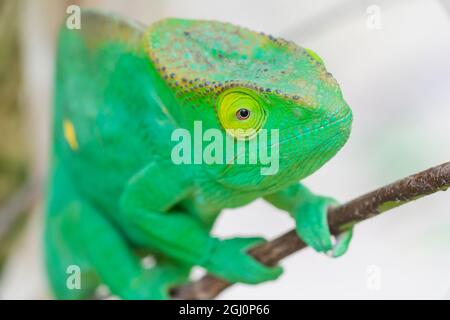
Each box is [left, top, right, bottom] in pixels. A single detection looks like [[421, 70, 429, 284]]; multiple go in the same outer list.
[[236, 108, 250, 120]]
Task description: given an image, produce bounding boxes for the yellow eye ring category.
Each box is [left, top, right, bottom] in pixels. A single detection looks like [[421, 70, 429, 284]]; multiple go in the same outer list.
[[217, 88, 266, 139]]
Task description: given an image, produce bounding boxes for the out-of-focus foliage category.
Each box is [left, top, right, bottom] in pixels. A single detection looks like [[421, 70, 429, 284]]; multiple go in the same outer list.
[[0, 0, 27, 201], [0, 0, 29, 267]]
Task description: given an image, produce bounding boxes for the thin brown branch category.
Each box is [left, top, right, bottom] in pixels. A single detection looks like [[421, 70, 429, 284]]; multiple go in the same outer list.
[[171, 161, 450, 299]]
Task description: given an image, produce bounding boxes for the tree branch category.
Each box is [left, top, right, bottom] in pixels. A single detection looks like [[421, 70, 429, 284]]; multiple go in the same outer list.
[[171, 161, 450, 299]]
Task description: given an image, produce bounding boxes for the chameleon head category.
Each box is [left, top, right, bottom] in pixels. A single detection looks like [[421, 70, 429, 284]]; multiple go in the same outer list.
[[147, 19, 352, 192]]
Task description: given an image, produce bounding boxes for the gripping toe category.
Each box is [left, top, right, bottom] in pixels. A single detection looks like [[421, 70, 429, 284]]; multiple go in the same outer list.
[[294, 196, 353, 257]]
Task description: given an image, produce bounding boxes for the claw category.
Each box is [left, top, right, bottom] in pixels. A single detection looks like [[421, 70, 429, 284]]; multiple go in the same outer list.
[[332, 228, 353, 257]]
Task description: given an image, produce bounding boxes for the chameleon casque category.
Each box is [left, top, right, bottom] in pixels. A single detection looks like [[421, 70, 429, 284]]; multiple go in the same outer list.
[[46, 10, 353, 299]]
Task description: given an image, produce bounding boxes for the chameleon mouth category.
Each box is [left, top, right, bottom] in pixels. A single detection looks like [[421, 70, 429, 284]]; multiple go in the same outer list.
[[215, 108, 352, 187], [220, 109, 352, 167], [301, 109, 352, 138], [275, 109, 353, 147]]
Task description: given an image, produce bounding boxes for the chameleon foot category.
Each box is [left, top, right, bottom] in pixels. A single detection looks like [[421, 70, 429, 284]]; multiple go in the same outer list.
[[120, 261, 190, 300], [203, 237, 283, 284], [294, 196, 353, 257]]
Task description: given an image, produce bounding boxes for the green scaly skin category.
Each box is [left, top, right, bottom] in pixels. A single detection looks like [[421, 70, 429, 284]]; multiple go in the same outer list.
[[45, 10, 353, 299]]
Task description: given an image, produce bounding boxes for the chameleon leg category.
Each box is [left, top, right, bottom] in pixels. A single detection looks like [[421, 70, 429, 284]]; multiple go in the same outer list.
[[46, 209, 190, 299], [45, 213, 100, 300], [45, 165, 190, 299], [264, 183, 353, 257], [45, 165, 100, 299], [120, 207, 282, 284], [119, 162, 283, 285]]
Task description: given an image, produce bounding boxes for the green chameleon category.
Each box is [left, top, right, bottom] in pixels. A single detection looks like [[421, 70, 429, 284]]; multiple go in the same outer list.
[[46, 10, 353, 299]]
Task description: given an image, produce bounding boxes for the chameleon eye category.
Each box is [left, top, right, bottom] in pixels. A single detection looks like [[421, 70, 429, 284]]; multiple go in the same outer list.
[[218, 89, 266, 139], [236, 108, 250, 120]]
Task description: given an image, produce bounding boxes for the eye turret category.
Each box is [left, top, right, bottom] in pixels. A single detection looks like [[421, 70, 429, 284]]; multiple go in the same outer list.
[[217, 88, 266, 139]]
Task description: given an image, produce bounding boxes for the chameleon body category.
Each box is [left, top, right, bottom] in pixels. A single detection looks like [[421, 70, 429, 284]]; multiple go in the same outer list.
[[46, 10, 353, 299]]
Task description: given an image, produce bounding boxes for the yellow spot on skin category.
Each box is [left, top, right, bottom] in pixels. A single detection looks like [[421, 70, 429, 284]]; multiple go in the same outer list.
[[305, 48, 324, 64], [63, 120, 79, 151]]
